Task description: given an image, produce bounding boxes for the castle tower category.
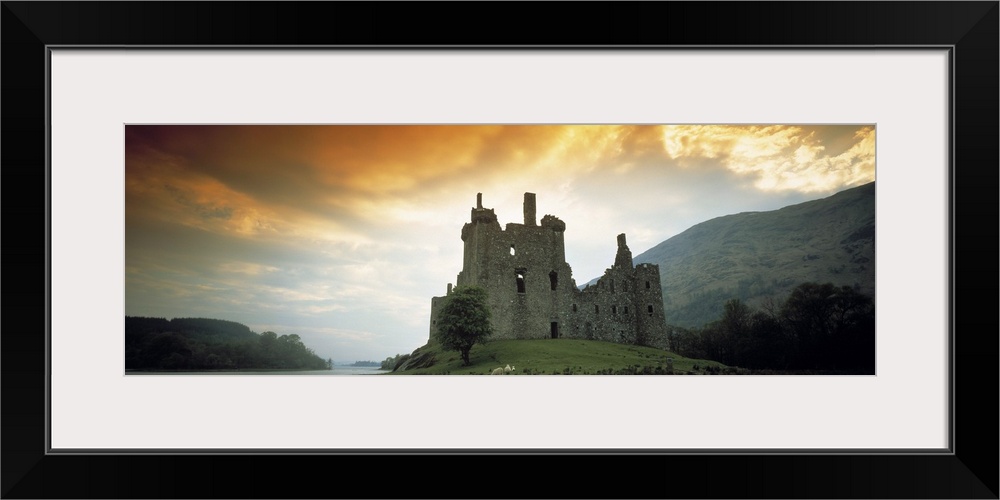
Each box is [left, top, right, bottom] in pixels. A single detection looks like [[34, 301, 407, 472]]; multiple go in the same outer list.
[[430, 192, 668, 349], [614, 233, 633, 269], [523, 192, 536, 226], [458, 193, 501, 289]]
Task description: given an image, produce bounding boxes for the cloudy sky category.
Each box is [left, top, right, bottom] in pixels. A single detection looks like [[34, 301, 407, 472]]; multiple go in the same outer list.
[[125, 124, 875, 363]]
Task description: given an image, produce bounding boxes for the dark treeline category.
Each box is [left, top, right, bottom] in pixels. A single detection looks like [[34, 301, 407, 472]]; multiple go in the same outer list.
[[668, 282, 875, 373], [125, 317, 331, 371]]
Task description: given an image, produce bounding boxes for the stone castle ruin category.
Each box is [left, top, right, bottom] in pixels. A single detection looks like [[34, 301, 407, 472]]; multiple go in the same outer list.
[[430, 192, 669, 349]]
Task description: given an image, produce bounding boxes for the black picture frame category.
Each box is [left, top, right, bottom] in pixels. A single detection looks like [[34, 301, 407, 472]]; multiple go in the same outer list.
[[3, 2, 996, 498]]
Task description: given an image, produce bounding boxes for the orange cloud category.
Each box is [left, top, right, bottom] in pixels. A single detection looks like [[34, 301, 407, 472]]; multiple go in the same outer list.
[[661, 125, 875, 192], [125, 153, 286, 238], [126, 124, 874, 254]]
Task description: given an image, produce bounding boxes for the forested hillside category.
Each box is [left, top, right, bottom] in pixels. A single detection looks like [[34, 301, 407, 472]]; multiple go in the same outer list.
[[125, 316, 330, 371], [633, 182, 875, 328], [668, 282, 875, 373]]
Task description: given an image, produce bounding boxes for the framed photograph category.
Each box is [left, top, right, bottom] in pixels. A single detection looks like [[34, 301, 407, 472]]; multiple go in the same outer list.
[[120, 122, 878, 380], [4, 2, 996, 498]]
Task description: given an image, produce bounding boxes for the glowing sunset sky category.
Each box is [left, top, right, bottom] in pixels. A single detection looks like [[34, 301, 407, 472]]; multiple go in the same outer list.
[[125, 124, 875, 362]]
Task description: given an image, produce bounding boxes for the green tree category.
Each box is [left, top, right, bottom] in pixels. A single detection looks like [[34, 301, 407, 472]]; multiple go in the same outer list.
[[259, 331, 278, 348], [780, 282, 875, 371], [435, 286, 493, 366]]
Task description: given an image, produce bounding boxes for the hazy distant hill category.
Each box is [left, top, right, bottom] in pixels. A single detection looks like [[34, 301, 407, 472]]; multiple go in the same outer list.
[[621, 182, 875, 328], [125, 316, 331, 371]]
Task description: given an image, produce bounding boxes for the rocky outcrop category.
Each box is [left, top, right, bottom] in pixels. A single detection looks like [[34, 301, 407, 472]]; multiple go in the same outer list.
[[394, 347, 437, 372]]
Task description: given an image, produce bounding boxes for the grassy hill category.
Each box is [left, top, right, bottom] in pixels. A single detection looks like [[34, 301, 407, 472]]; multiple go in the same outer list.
[[387, 338, 733, 375], [631, 182, 875, 328]]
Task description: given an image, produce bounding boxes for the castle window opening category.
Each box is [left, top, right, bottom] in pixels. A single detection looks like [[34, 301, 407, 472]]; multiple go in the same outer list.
[[510, 244, 516, 256], [624, 306, 629, 314], [648, 304, 654, 315], [572, 303, 577, 312], [549, 271, 558, 291], [645, 281, 650, 289], [516, 269, 526, 294], [612, 305, 617, 315], [550, 322, 559, 339], [595, 304, 599, 314], [610, 280, 615, 293]]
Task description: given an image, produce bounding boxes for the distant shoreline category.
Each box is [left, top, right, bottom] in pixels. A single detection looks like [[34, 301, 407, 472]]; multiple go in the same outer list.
[[125, 368, 327, 374], [125, 366, 388, 375]]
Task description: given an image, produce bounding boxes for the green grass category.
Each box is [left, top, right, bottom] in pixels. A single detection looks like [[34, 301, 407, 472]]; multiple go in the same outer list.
[[385, 338, 732, 375]]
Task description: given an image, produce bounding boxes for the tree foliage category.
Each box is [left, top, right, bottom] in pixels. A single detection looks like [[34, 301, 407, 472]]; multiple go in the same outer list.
[[667, 282, 875, 373], [435, 286, 493, 366], [125, 317, 330, 371]]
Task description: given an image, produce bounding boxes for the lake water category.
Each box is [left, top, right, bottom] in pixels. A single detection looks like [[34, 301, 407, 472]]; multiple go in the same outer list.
[[319, 365, 388, 375], [126, 365, 389, 375]]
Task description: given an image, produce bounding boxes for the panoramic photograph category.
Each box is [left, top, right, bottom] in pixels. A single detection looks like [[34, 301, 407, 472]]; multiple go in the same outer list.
[[125, 124, 875, 375]]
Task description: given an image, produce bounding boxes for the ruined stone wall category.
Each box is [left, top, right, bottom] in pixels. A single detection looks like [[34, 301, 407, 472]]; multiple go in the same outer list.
[[633, 264, 669, 349], [429, 294, 446, 342], [456, 213, 573, 340], [576, 268, 642, 344], [561, 257, 668, 348], [429, 193, 668, 349]]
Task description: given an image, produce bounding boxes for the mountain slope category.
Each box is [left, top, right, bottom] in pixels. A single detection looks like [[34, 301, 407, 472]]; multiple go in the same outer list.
[[633, 182, 875, 328]]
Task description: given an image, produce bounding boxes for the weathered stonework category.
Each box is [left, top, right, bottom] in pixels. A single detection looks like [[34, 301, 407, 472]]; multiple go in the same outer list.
[[430, 193, 669, 349]]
